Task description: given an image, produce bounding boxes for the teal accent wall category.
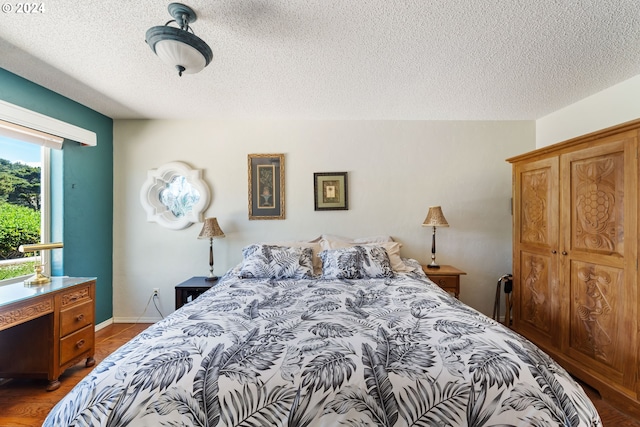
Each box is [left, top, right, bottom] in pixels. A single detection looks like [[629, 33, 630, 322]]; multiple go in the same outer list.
[[0, 68, 114, 323]]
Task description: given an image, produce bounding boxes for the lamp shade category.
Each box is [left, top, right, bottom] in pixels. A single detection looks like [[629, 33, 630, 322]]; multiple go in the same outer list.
[[198, 217, 225, 239], [422, 206, 449, 227]]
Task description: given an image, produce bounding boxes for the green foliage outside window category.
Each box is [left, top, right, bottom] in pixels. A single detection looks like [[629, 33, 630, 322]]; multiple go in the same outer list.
[[0, 158, 41, 210], [0, 201, 40, 259], [0, 158, 41, 280], [0, 259, 36, 280]]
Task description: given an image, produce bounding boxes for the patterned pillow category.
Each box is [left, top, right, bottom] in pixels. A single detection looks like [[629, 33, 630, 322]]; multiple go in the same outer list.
[[261, 240, 323, 275], [319, 247, 363, 279], [358, 245, 394, 278], [320, 246, 394, 279], [320, 239, 412, 272], [239, 244, 314, 279]]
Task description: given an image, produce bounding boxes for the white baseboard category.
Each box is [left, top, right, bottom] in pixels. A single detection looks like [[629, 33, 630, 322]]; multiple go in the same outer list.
[[95, 317, 158, 331], [95, 318, 113, 331], [113, 317, 160, 324]]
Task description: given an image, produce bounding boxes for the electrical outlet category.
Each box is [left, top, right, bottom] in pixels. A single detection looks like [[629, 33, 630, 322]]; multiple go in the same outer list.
[[153, 288, 159, 296]]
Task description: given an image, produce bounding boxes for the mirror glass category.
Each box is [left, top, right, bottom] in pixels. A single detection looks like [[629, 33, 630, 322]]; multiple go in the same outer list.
[[140, 161, 210, 230], [158, 175, 201, 218]]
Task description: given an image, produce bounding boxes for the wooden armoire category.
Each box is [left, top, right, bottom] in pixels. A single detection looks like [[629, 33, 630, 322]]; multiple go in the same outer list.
[[507, 119, 639, 416]]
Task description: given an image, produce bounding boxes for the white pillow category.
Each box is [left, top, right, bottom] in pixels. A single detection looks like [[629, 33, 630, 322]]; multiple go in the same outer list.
[[321, 234, 394, 244], [353, 235, 395, 243]]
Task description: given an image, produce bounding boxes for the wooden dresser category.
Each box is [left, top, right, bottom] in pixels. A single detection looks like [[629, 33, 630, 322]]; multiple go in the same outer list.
[[507, 120, 639, 417], [0, 277, 96, 391]]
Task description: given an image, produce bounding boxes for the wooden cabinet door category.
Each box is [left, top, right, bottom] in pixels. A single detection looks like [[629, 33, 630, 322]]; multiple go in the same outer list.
[[513, 156, 561, 350], [560, 133, 638, 392]]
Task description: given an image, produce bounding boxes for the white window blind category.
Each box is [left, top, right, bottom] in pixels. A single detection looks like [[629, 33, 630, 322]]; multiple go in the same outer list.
[[0, 119, 64, 149], [0, 99, 97, 146]]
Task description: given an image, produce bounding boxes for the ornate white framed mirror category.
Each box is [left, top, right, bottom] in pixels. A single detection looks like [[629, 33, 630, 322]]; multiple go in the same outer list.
[[140, 161, 210, 230]]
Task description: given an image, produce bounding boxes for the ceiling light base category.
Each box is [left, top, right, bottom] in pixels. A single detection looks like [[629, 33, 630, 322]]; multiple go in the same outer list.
[[168, 3, 197, 26]]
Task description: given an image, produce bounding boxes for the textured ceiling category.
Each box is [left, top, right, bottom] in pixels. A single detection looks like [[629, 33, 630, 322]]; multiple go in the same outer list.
[[1, 1, 639, 120]]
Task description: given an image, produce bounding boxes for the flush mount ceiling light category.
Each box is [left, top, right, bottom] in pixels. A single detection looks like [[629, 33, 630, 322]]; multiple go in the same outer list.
[[146, 3, 213, 77]]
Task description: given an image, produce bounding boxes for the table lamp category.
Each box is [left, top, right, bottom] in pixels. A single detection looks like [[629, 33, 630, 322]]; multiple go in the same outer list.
[[422, 206, 449, 269], [18, 242, 64, 286], [198, 217, 225, 281]]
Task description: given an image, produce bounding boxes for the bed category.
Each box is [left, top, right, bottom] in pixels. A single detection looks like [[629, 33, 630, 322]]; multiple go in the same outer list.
[[44, 237, 602, 426]]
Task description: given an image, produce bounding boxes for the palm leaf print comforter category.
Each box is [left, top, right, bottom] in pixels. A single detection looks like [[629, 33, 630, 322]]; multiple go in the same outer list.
[[44, 264, 601, 426]]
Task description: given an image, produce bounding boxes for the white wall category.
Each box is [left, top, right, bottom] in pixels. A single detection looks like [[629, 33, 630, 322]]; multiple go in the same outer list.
[[113, 120, 534, 321], [536, 74, 640, 148]]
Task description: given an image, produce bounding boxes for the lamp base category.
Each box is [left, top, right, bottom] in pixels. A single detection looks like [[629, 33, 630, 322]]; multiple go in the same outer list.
[[205, 276, 218, 282], [427, 257, 440, 269], [24, 264, 51, 286]]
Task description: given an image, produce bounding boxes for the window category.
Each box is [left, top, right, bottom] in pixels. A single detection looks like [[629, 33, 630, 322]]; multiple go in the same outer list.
[[0, 135, 50, 283], [0, 100, 96, 284]]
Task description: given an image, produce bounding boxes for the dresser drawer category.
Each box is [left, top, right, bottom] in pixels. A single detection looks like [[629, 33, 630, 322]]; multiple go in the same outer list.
[[60, 284, 92, 308], [60, 325, 94, 366], [60, 300, 93, 337]]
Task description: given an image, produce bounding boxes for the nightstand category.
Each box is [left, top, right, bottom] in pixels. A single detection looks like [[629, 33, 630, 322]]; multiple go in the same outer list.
[[175, 276, 217, 310], [422, 265, 466, 299]]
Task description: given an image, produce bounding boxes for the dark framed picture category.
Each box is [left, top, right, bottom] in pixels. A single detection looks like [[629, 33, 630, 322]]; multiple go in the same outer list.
[[314, 172, 348, 211], [248, 153, 285, 220]]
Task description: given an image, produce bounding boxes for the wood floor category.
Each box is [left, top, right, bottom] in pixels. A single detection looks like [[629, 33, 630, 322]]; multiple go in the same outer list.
[[0, 323, 150, 427], [0, 323, 638, 427]]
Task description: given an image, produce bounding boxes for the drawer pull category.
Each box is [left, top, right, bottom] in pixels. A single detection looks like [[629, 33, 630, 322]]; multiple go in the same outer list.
[[76, 314, 85, 322], [76, 339, 85, 349]]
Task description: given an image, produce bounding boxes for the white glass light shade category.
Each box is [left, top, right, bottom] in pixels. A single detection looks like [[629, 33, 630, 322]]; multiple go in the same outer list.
[[154, 39, 207, 74], [146, 24, 213, 76]]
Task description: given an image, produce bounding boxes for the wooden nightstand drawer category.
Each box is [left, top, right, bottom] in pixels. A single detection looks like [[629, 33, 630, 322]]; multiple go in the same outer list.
[[429, 275, 457, 291], [60, 300, 94, 337], [59, 325, 94, 366], [422, 265, 466, 299]]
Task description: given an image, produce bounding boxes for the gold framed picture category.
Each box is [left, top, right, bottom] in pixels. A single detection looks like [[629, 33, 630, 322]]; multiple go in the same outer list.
[[248, 153, 285, 220], [314, 172, 348, 211]]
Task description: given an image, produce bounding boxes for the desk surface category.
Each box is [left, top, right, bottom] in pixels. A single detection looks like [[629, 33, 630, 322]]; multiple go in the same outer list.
[[0, 277, 96, 308]]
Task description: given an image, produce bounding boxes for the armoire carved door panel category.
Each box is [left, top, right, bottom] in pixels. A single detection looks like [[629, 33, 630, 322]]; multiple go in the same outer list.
[[519, 251, 555, 335], [521, 170, 551, 245], [519, 159, 558, 248], [569, 262, 624, 372], [513, 157, 559, 347], [569, 149, 625, 257]]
